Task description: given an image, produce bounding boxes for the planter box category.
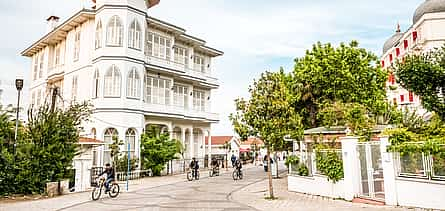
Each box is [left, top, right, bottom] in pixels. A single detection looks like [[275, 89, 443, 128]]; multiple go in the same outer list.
[[46, 179, 70, 197]]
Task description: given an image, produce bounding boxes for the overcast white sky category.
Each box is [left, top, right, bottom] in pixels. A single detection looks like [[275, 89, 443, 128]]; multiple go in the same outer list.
[[0, 0, 422, 135]]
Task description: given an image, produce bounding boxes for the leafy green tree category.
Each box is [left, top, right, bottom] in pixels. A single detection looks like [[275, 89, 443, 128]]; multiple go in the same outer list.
[[291, 41, 388, 128], [395, 46, 445, 120], [140, 126, 182, 176], [230, 70, 303, 199]]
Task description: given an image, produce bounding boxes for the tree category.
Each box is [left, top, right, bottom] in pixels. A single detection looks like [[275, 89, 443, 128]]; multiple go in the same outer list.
[[230, 70, 303, 199], [140, 126, 182, 176], [291, 41, 388, 128], [395, 46, 445, 120]]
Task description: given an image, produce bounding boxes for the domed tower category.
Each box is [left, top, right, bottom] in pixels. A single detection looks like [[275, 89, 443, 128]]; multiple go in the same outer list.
[[413, 0, 445, 24], [382, 24, 403, 54]]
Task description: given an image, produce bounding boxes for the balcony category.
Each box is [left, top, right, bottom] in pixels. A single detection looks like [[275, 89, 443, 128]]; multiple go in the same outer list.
[[47, 65, 65, 81], [145, 55, 218, 87], [142, 103, 218, 122]]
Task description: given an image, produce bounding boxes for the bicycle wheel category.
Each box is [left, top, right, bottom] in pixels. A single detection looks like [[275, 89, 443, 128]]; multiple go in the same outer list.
[[187, 171, 193, 181], [91, 186, 102, 201], [196, 171, 200, 180], [232, 170, 238, 180], [108, 183, 120, 198]]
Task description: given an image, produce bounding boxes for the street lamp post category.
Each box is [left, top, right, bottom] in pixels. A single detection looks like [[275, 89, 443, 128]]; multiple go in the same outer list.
[[14, 78, 24, 155]]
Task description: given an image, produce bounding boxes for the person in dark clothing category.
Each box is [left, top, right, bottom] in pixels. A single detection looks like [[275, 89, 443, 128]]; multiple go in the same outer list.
[[211, 158, 219, 174], [231, 154, 236, 167], [190, 157, 199, 178], [234, 159, 242, 171], [263, 155, 274, 172], [98, 163, 115, 193]]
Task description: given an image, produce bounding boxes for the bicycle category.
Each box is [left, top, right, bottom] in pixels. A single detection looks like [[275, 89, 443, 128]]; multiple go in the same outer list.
[[187, 169, 200, 181], [232, 168, 243, 180], [91, 176, 120, 201], [209, 166, 220, 177]]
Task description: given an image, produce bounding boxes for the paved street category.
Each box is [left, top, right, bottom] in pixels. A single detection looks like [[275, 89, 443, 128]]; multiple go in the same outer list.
[[1, 164, 405, 211]]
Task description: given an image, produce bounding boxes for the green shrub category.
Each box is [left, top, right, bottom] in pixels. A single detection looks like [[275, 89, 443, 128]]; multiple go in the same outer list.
[[285, 155, 300, 167], [297, 164, 309, 176]]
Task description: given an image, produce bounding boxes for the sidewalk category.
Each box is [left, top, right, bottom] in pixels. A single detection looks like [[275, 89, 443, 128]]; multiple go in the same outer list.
[[231, 175, 404, 211]]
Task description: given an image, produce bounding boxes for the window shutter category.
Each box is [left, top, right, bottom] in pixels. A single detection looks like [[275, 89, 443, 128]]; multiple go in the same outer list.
[[409, 92, 414, 102], [381, 60, 385, 68], [400, 94, 404, 102], [389, 54, 393, 63], [412, 31, 418, 42], [404, 40, 408, 49], [396, 48, 400, 57]]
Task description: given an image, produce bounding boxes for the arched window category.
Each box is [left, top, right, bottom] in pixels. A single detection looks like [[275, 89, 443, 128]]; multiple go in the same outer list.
[[104, 128, 118, 165], [128, 19, 142, 50], [91, 128, 97, 139], [95, 20, 102, 49], [125, 128, 137, 158], [127, 67, 141, 98], [106, 15, 123, 46], [92, 69, 100, 98], [104, 65, 121, 97]]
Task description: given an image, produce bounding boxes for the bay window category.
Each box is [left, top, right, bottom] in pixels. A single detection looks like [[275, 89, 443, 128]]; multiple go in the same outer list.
[[106, 15, 123, 46], [146, 32, 171, 60], [128, 19, 142, 50], [145, 76, 171, 105], [104, 65, 121, 97], [127, 67, 141, 98]]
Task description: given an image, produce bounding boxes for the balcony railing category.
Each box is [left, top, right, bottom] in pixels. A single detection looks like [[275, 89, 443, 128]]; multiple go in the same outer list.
[[47, 65, 65, 80], [142, 102, 218, 121]]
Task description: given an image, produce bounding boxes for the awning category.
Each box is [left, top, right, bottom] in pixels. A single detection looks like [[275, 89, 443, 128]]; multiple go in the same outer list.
[[240, 148, 250, 153]]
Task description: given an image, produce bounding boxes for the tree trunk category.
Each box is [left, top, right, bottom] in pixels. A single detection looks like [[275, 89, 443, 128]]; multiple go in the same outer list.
[[267, 147, 274, 198], [274, 151, 279, 178]]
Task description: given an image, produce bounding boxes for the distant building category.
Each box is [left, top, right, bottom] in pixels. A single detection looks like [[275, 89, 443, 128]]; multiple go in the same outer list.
[[381, 0, 445, 115]]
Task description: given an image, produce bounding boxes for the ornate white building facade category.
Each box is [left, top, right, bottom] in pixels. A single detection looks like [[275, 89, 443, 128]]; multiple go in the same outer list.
[[381, 0, 445, 114], [21, 0, 222, 176]]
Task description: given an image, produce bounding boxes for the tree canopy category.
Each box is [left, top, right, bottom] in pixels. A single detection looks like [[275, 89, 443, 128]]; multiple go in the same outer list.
[[395, 46, 445, 120]]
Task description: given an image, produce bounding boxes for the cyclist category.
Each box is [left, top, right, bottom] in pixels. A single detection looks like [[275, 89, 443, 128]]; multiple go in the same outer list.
[[234, 158, 242, 174], [98, 163, 115, 193], [211, 157, 219, 174], [190, 157, 199, 179]]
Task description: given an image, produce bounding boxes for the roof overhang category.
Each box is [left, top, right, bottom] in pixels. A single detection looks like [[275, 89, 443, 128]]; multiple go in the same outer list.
[[21, 9, 95, 57], [147, 16, 185, 34]]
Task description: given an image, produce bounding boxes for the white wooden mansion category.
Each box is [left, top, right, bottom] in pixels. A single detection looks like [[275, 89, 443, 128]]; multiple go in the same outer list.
[[21, 0, 223, 191]]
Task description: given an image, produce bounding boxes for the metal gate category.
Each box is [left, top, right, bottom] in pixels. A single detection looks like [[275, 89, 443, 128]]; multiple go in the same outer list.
[[357, 142, 385, 201]]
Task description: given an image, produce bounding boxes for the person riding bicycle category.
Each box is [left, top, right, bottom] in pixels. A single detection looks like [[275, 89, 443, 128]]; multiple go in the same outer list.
[[234, 158, 242, 173], [190, 157, 199, 178], [211, 158, 219, 172], [98, 163, 115, 193]]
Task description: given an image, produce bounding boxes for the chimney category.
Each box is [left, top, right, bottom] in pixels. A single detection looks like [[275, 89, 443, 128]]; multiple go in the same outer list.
[[46, 15, 60, 32]]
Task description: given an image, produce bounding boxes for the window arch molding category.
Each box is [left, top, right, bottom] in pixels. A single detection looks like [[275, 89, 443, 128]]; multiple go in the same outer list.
[[128, 19, 142, 50], [106, 15, 123, 46], [126, 67, 141, 99], [104, 65, 121, 97], [92, 68, 100, 98]]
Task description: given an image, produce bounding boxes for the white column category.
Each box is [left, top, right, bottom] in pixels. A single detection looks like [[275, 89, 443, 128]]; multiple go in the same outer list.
[[207, 130, 212, 167], [181, 128, 186, 158], [380, 136, 398, 206], [341, 136, 360, 201], [189, 128, 194, 159]]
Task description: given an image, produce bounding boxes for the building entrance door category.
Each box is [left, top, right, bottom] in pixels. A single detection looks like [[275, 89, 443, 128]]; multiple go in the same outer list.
[[357, 142, 385, 201]]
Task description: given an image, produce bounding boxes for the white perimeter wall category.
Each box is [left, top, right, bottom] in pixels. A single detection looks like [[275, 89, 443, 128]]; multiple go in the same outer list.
[[288, 175, 346, 199]]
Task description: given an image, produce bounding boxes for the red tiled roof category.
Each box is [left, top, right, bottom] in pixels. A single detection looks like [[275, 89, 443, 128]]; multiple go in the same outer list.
[[205, 136, 234, 145], [79, 137, 103, 145], [241, 137, 264, 146]]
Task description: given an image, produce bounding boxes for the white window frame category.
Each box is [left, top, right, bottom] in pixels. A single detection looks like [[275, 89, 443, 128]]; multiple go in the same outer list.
[[128, 19, 142, 50], [144, 75, 171, 105], [174, 46, 188, 65], [33, 55, 38, 80], [104, 65, 122, 97], [103, 128, 119, 164], [193, 89, 206, 112], [95, 20, 103, 49], [106, 15, 123, 47], [125, 128, 137, 158], [127, 67, 141, 99], [31, 91, 36, 106], [146, 32, 171, 60], [72, 75, 78, 101], [54, 44, 60, 66], [73, 29, 81, 61], [39, 52, 44, 78], [193, 55, 205, 73], [173, 84, 188, 109], [36, 89, 42, 106], [92, 69, 100, 99]]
